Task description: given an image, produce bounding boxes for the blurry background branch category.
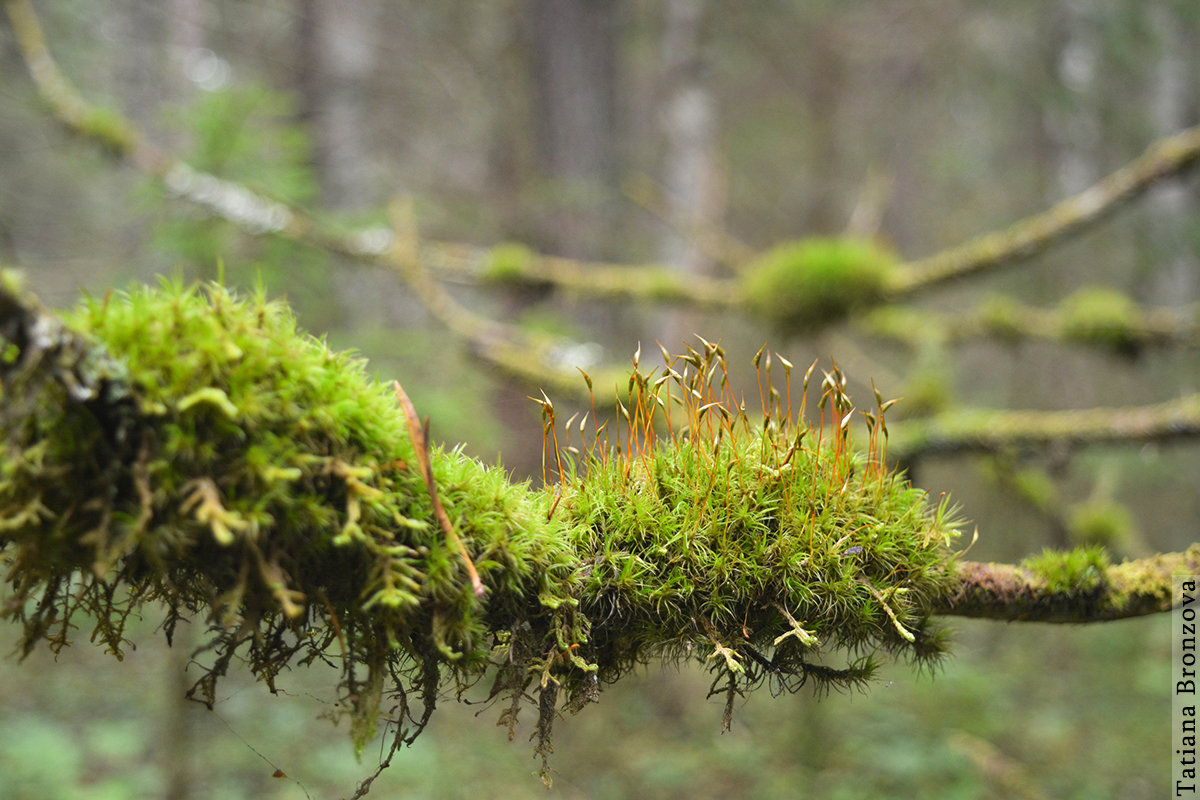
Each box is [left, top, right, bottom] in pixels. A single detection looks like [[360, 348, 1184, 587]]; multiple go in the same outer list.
[[887, 123, 1200, 294], [863, 289, 1200, 353], [8, 0, 1200, 346], [888, 392, 1200, 460], [2, 0, 619, 400]]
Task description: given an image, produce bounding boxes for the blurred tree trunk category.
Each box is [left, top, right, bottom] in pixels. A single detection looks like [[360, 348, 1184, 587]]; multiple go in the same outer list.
[[166, 0, 205, 94], [656, 0, 720, 347], [486, 0, 625, 479], [801, 16, 846, 235], [297, 0, 378, 211], [162, 626, 195, 800], [112, 0, 166, 127], [528, 0, 620, 257], [1043, 1, 1100, 198], [1143, 3, 1198, 303], [295, 0, 407, 336]]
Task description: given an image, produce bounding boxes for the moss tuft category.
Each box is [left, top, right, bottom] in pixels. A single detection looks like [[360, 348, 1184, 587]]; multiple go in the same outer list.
[[1067, 501, 1134, 550], [544, 344, 962, 711], [742, 237, 895, 333], [1060, 286, 1141, 355], [1, 280, 965, 785], [643, 271, 687, 302], [483, 242, 536, 282], [979, 294, 1024, 340], [78, 107, 137, 155], [1021, 545, 1110, 595], [1, 279, 583, 756], [897, 367, 953, 419]]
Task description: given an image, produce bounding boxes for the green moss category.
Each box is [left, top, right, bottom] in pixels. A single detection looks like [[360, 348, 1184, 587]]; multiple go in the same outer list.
[[2, 279, 582, 756], [1021, 546, 1110, 594], [0, 280, 965, 785], [742, 237, 895, 333], [483, 242, 536, 282], [1060, 286, 1141, 355], [860, 306, 922, 342], [985, 464, 1059, 514], [564, 431, 961, 685], [642, 270, 687, 302], [551, 344, 963, 712], [78, 107, 136, 155], [1067, 501, 1134, 550], [1011, 469, 1056, 513], [979, 294, 1023, 340], [898, 368, 952, 419]]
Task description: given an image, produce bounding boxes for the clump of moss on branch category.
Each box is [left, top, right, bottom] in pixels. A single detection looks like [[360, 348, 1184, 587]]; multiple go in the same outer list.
[[1060, 286, 1142, 356], [742, 237, 896, 333], [542, 344, 962, 728], [1022, 545, 1110, 595], [0, 280, 964, 784], [483, 241, 536, 282], [0, 279, 584, 759]]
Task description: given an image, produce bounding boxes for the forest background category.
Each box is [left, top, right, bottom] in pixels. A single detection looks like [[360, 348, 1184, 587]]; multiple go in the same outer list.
[[1, 1, 1199, 798]]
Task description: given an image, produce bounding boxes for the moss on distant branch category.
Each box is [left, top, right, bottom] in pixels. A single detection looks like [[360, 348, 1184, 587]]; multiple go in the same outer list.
[[482, 242, 536, 283], [936, 545, 1200, 623], [742, 237, 895, 333], [1067, 501, 1135, 550], [1060, 286, 1142, 355], [1021, 546, 1109, 595]]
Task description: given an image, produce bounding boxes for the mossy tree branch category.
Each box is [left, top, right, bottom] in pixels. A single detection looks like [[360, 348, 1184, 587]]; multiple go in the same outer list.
[[888, 123, 1200, 293], [938, 546, 1200, 622], [888, 393, 1200, 461], [0, 278, 1187, 634], [863, 290, 1200, 354]]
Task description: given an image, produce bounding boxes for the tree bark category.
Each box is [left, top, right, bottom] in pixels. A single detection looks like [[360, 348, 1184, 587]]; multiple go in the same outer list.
[[656, 0, 721, 348]]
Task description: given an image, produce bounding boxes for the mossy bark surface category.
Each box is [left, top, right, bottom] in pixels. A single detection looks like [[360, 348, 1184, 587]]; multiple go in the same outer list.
[[938, 545, 1200, 622]]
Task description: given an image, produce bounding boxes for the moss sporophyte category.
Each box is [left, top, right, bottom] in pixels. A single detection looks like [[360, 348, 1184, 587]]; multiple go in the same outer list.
[[0, 281, 963, 784]]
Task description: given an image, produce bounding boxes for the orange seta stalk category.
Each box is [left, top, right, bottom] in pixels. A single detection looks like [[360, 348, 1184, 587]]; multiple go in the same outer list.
[[393, 381, 485, 598]]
